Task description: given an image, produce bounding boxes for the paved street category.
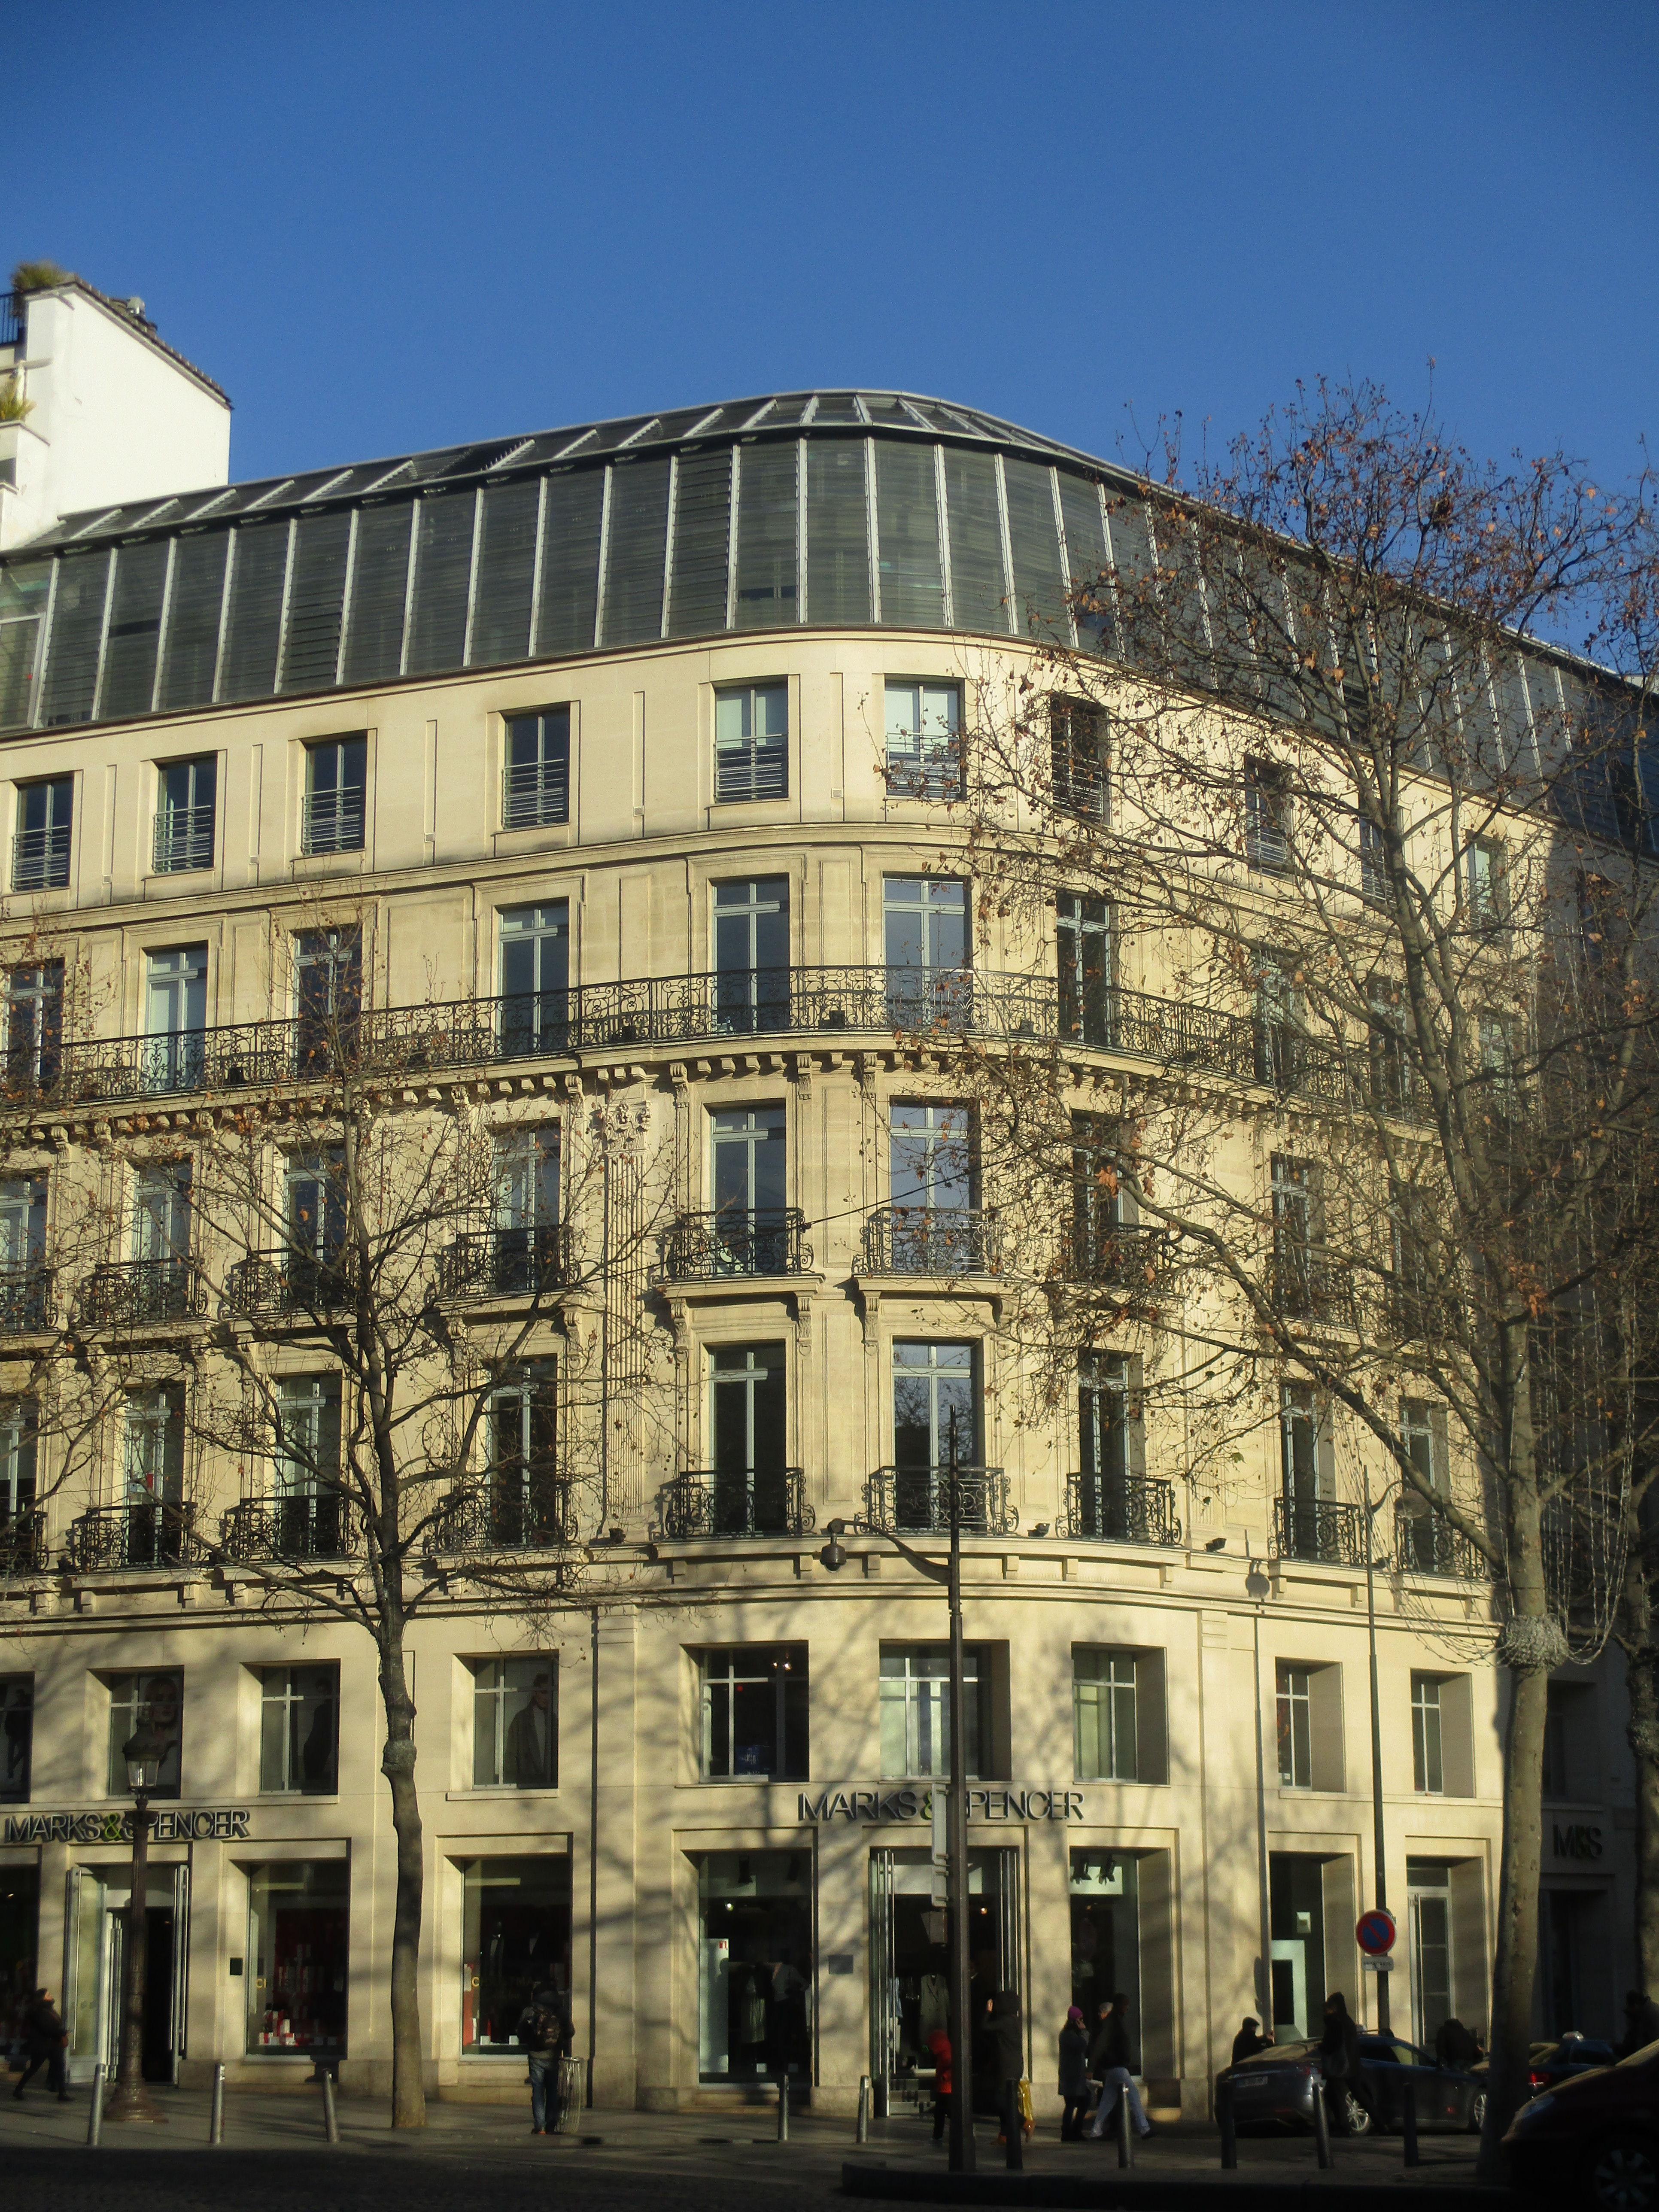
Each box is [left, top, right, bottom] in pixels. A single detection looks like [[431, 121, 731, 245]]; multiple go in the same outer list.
[[0, 2082, 1489, 2209]]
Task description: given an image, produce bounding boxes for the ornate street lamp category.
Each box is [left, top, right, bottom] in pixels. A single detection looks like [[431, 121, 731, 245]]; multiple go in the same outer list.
[[103, 1720, 167, 2124]]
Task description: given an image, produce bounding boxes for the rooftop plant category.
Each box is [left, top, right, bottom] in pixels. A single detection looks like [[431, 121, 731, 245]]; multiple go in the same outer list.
[[10, 260, 71, 295]]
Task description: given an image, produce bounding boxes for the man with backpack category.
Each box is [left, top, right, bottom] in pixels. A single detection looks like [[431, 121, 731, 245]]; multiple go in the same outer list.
[[12, 1989, 69, 2103], [517, 1984, 568, 2135]]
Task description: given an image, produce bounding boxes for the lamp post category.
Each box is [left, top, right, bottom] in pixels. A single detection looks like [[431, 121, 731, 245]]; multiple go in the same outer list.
[[821, 1422, 976, 2173], [1361, 1465, 1392, 2036], [103, 1726, 165, 2124]]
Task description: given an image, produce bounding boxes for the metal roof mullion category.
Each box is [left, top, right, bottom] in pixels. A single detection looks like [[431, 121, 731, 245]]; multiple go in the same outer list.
[[461, 487, 485, 666], [209, 528, 236, 704], [795, 439, 808, 626], [992, 454, 1016, 637], [660, 452, 680, 641], [865, 438, 880, 625], [592, 468, 614, 651], [396, 501, 420, 678], [724, 448, 741, 632], [87, 545, 118, 722], [150, 535, 179, 713], [934, 445, 954, 632], [334, 507, 361, 688], [28, 557, 60, 729], [269, 517, 299, 695], [1049, 466, 1078, 651], [526, 476, 550, 657]]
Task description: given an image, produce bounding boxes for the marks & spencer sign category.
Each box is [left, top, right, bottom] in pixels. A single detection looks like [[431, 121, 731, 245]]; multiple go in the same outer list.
[[798, 1787, 1085, 1824], [3, 1808, 252, 1844]]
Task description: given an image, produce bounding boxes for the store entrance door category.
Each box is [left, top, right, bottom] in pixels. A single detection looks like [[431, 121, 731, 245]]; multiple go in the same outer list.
[[64, 1866, 189, 2084], [869, 1846, 1019, 2108]]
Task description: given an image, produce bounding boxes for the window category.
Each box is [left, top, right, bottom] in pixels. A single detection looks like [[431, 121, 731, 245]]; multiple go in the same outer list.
[[883, 876, 968, 1028], [1071, 1112, 1132, 1275], [0, 1402, 38, 1533], [714, 682, 787, 802], [259, 1664, 339, 1794], [490, 1126, 561, 1293], [884, 681, 960, 799], [273, 1375, 344, 1554], [700, 1645, 808, 1780], [1254, 949, 1304, 1086], [1057, 893, 1111, 1047], [1358, 816, 1389, 907], [487, 1365, 563, 1546], [470, 1656, 557, 1788], [0, 1176, 47, 1327], [1477, 1011, 1520, 1109], [1051, 697, 1108, 818], [1074, 1356, 1156, 1538], [891, 1340, 980, 1529], [3, 960, 62, 1092], [1276, 1664, 1313, 1788], [1074, 1649, 1137, 1781], [0, 1675, 31, 1802], [694, 1852, 811, 2082], [1398, 1398, 1451, 1571], [1367, 975, 1405, 1110], [153, 756, 216, 874], [1466, 836, 1508, 930], [713, 876, 789, 1034], [1541, 1681, 1592, 1802], [708, 1343, 787, 1534], [125, 1384, 185, 1505], [1270, 1154, 1324, 1314], [142, 945, 208, 1093], [879, 1647, 982, 1779], [1412, 1674, 1444, 1795], [107, 1671, 183, 1799], [1244, 757, 1290, 873], [501, 708, 570, 830], [12, 775, 72, 891], [710, 1107, 789, 1271], [301, 736, 367, 855], [461, 1857, 571, 2051], [286, 1151, 348, 1292], [887, 1102, 975, 1270], [129, 1161, 194, 1319], [294, 927, 362, 1075], [1279, 1384, 1340, 1558], [498, 902, 569, 1057], [247, 1860, 349, 2055]]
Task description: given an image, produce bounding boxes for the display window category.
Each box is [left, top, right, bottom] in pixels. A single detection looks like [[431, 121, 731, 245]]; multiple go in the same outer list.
[[871, 1845, 1017, 2103], [246, 1860, 349, 2054], [106, 1672, 183, 1800], [460, 1855, 572, 2052], [469, 1656, 556, 1788], [1070, 1848, 1140, 2038], [258, 1664, 339, 1794], [694, 1851, 811, 2083]]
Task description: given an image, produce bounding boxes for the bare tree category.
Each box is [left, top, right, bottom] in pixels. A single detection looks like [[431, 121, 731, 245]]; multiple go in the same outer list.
[[943, 380, 1659, 2166]]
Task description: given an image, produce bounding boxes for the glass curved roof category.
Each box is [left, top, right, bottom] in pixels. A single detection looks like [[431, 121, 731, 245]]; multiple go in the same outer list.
[[0, 392, 1141, 733]]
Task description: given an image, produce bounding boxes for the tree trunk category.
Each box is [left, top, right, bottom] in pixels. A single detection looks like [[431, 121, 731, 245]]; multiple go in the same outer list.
[[1479, 1653, 1548, 2177], [1621, 1541, 1659, 1995], [380, 1638, 426, 2129]]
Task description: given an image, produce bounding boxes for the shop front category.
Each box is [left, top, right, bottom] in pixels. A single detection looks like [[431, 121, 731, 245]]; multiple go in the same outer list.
[[459, 1853, 573, 2053], [245, 1859, 349, 2058], [64, 1862, 189, 2083], [869, 1846, 1018, 2107], [693, 1850, 812, 2084]]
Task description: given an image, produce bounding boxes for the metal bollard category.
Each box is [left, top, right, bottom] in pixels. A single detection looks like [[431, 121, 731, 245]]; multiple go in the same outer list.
[[1117, 2087, 1134, 2169], [85, 2065, 104, 2147], [209, 2063, 225, 2145], [1218, 2074, 1236, 2169], [856, 2075, 870, 2143], [1313, 2073, 1332, 2170], [776, 2074, 789, 2141], [321, 2069, 339, 2145], [1402, 2078, 1419, 2167]]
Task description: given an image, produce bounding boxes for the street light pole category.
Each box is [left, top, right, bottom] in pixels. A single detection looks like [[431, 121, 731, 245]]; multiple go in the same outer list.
[[104, 1732, 163, 2124], [1361, 1465, 1391, 2036]]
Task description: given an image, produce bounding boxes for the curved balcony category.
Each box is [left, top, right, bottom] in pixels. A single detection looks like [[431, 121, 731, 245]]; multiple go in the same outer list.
[[0, 1509, 48, 1576], [861, 1206, 999, 1276], [438, 1224, 574, 1302], [659, 1209, 809, 1282], [65, 1498, 200, 1573], [861, 1465, 1014, 1536], [1063, 1471, 1181, 1546], [219, 1494, 356, 1563], [0, 1264, 53, 1334], [1395, 1501, 1491, 1581], [656, 1466, 812, 1540], [1273, 1495, 1364, 1567], [429, 1476, 575, 1553], [79, 1258, 206, 1328], [225, 1252, 356, 1321]]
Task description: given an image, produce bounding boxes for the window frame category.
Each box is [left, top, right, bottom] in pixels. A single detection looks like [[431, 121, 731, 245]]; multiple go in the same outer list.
[[301, 735, 368, 857], [1411, 1673, 1445, 1795], [698, 1643, 808, 1782], [11, 774, 73, 892], [1050, 696, 1109, 820], [501, 707, 571, 830], [713, 681, 788, 805], [257, 1662, 340, 1796], [884, 679, 962, 801], [468, 1654, 558, 1790], [1073, 1647, 1138, 1782], [152, 754, 218, 875]]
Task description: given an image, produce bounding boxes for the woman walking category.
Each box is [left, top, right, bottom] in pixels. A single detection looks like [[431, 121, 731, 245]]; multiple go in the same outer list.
[[1058, 2005, 1091, 2140]]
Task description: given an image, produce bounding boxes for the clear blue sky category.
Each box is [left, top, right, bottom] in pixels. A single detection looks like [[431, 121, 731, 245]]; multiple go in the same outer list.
[[16, 1, 1659, 493]]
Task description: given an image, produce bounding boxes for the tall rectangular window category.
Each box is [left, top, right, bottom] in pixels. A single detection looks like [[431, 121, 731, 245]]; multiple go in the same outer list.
[[3, 960, 62, 1093], [1276, 1663, 1312, 1788], [273, 1374, 344, 1555], [0, 1177, 47, 1328], [884, 681, 960, 799], [258, 1664, 339, 1795], [152, 756, 217, 874], [1071, 1111, 1129, 1275], [1398, 1397, 1450, 1571], [1254, 950, 1304, 1086], [130, 1161, 194, 1319], [1057, 893, 1110, 1046], [142, 944, 209, 1093], [0, 1674, 31, 1802], [708, 1343, 787, 1535], [246, 1860, 349, 2056], [879, 1647, 982, 1779], [1051, 697, 1108, 817], [710, 1106, 789, 1272], [700, 1646, 808, 1780], [487, 1364, 562, 1546], [125, 1385, 185, 1504], [887, 1102, 974, 1270], [1270, 1154, 1320, 1311], [1358, 816, 1389, 906], [891, 1340, 978, 1529], [1244, 756, 1290, 873], [1467, 836, 1509, 930], [286, 1152, 348, 1274], [1073, 1649, 1137, 1782], [107, 1671, 183, 1799], [294, 927, 362, 1075], [883, 876, 968, 1029], [1412, 1675, 1444, 1794], [713, 876, 789, 1033], [1075, 1356, 1150, 1539], [12, 775, 73, 891], [301, 735, 367, 855], [498, 902, 569, 1057], [714, 682, 787, 802], [502, 708, 570, 830], [1279, 1386, 1327, 1509], [0, 1401, 38, 1530], [470, 1656, 557, 1789], [490, 1126, 561, 1293]]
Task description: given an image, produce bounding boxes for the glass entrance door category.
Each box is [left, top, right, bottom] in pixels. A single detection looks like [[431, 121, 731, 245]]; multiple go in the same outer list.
[[64, 1864, 189, 2083], [868, 1846, 1019, 2107]]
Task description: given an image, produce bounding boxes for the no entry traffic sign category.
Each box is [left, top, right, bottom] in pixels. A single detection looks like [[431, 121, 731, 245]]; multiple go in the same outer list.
[[1356, 1907, 1398, 1957]]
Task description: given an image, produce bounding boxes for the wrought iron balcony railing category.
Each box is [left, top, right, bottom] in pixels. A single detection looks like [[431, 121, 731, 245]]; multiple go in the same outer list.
[[79, 1258, 206, 1327], [0, 1264, 52, 1332], [11, 823, 70, 892], [1394, 1502, 1492, 1581], [0, 291, 24, 349], [300, 787, 365, 856], [1273, 1495, 1364, 1568], [219, 1493, 356, 1563], [151, 804, 216, 875], [501, 761, 569, 830], [438, 1224, 574, 1301], [659, 1209, 808, 1282], [65, 1498, 199, 1573], [225, 1252, 356, 1320], [861, 1465, 1015, 1537], [430, 1476, 576, 1553], [1268, 1253, 1358, 1328], [860, 1206, 999, 1276], [1069, 1224, 1166, 1288], [0, 1509, 47, 1576], [1063, 1471, 1182, 1546], [656, 1465, 812, 1540]]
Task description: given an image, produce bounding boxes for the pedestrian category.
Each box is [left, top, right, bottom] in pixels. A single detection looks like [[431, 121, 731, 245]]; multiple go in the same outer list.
[[1058, 2005, 1091, 2140], [987, 1988, 1023, 2148], [1433, 2016, 1481, 2071], [515, 1982, 564, 2135], [12, 1989, 69, 2102], [1231, 2015, 1273, 2066], [1318, 1992, 1369, 2133], [927, 2026, 952, 2142], [1620, 1991, 1659, 2058], [1085, 1992, 1152, 2141]]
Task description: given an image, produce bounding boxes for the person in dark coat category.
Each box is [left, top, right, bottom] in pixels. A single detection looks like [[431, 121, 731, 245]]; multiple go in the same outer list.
[[1317, 1992, 1368, 2130], [1231, 2016, 1273, 2066], [987, 1989, 1023, 2146], [515, 1983, 564, 2134], [927, 2027, 952, 2142], [1434, 2016, 1481, 2070], [12, 1990, 68, 2101], [1620, 1991, 1659, 2058], [1086, 1992, 1152, 2140], [1058, 2006, 1091, 2140]]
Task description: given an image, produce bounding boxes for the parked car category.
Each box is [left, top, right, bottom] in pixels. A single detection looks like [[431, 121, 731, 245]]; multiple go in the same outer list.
[[1504, 2039, 1659, 2212], [1520, 2035, 1622, 2095], [1219, 2033, 1485, 2137]]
